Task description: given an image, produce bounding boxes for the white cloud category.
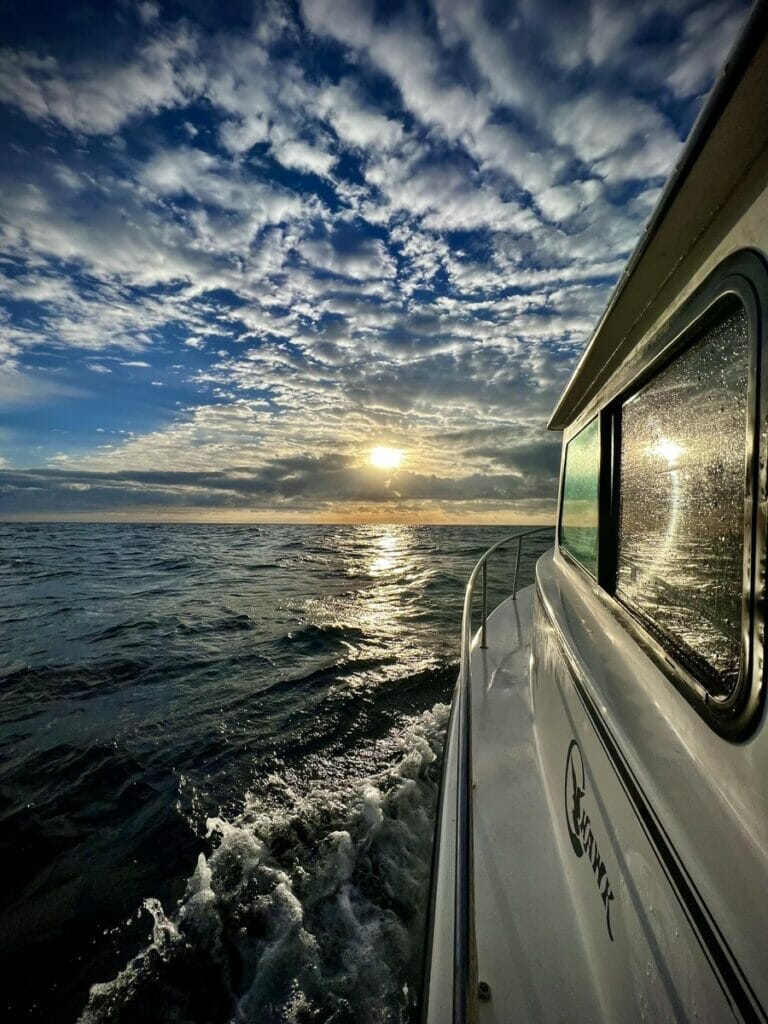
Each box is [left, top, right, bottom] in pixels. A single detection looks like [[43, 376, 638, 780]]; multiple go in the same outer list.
[[218, 115, 269, 154], [551, 90, 681, 181], [138, 2, 161, 25], [0, 27, 202, 134], [535, 180, 604, 223], [432, 0, 543, 114], [300, 236, 396, 281], [0, 366, 86, 405], [302, 0, 488, 143], [315, 79, 403, 151], [667, 1, 747, 97], [271, 138, 336, 177], [0, 0, 748, 517], [364, 153, 540, 234]]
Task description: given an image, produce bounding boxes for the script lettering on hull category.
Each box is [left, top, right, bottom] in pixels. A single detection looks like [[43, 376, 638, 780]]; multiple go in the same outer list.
[[564, 738, 615, 940]]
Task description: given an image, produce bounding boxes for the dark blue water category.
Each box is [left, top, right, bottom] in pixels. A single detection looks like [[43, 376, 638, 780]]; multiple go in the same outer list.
[[0, 522, 552, 1023]]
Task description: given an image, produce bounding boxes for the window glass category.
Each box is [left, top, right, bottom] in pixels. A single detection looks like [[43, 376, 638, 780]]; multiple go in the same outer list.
[[560, 417, 600, 576], [616, 298, 749, 696]]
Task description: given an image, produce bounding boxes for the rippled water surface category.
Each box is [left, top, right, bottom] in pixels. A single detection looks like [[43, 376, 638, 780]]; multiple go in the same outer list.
[[0, 522, 552, 1023]]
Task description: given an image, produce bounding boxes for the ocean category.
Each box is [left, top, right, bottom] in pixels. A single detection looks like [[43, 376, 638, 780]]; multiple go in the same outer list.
[[0, 522, 553, 1023]]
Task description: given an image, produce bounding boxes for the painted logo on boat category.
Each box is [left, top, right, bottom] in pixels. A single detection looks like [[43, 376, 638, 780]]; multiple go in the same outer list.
[[564, 739, 615, 940]]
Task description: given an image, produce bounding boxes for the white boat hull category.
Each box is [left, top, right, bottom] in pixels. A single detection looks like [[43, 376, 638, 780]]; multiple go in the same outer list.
[[424, 558, 758, 1021]]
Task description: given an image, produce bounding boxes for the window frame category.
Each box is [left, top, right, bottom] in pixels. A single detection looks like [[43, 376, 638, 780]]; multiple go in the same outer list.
[[556, 250, 768, 738]]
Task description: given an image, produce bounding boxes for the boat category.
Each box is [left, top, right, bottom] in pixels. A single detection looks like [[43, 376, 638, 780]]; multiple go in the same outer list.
[[422, 4, 768, 1022]]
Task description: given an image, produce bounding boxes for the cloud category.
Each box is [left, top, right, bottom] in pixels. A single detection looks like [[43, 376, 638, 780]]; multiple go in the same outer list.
[[0, 0, 749, 518], [271, 138, 336, 177], [299, 233, 396, 281], [0, 26, 202, 134], [140, 145, 308, 224], [302, 0, 489, 144], [551, 90, 681, 181], [218, 115, 269, 154], [0, 366, 86, 406], [0, 452, 558, 517], [315, 79, 403, 151], [138, 2, 161, 26]]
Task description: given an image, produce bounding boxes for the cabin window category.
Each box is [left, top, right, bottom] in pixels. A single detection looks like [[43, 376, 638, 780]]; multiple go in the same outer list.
[[560, 417, 600, 576], [616, 298, 749, 697]]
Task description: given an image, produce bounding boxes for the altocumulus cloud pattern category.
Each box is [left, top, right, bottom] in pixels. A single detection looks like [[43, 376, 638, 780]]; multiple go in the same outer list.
[[0, 0, 749, 521]]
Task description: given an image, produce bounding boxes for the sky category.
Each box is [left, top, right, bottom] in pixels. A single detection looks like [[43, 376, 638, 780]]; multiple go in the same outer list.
[[0, 0, 750, 523]]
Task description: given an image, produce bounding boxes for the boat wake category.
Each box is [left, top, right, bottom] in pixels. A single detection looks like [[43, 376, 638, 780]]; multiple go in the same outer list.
[[79, 703, 450, 1024]]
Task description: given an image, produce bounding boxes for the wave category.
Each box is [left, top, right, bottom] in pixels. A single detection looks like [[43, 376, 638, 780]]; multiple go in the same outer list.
[[0, 522, 541, 1021], [79, 703, 449, 1024], [147, 557, 197, 571], [281, 622, 368, 651], [0, 657, 159, 717]]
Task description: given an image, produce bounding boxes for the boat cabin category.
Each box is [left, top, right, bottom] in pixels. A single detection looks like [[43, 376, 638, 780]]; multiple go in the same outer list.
[[424, 5, 768, 1022]]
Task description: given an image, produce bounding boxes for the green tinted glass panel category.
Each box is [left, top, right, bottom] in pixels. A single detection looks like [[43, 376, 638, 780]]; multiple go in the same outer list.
[[560, 417, 599, 575]]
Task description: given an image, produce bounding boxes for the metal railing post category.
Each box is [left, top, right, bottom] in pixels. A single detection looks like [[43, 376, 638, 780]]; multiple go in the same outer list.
[[512, 535, 522, 599], [481, 562, 488, 648]]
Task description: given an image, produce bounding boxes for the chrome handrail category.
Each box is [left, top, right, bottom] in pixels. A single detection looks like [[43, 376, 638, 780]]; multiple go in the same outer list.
[[452, 526, 553, 1024]]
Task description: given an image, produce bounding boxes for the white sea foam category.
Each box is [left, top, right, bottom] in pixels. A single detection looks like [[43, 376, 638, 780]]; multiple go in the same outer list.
[[80, 702, 450, 1024]]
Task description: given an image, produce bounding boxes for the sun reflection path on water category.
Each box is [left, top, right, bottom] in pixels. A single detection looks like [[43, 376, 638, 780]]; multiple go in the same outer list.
[[367, 524, 407, 576], [356, 525, 421, 638], [301, 524, 435, 678]]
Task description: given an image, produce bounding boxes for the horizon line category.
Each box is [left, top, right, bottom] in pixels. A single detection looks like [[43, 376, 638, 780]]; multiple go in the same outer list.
[[0, 514, 557, 527]]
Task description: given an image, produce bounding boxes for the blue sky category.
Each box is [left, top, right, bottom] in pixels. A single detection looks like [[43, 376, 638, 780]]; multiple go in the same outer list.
[[0, 0, 749, 521]]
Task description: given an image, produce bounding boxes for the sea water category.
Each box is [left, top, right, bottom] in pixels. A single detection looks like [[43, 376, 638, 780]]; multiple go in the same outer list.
[[0, 522, 552, 1023]]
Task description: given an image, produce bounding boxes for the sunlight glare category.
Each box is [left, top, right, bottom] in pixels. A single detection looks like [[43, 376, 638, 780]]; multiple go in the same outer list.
[[649, 438, 684, 466], [370, 446, 404, 471]]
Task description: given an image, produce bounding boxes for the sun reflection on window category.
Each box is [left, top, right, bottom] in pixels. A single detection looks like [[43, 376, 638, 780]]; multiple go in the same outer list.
[[649, 438, 685, 465], [618, 299, 749, 695]]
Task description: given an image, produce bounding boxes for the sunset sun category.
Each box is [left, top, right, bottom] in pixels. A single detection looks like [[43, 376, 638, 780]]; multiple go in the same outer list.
[[369, 446, 404, 471]]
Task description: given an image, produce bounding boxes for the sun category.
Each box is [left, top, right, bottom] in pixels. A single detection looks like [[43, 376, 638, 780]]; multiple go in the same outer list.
[[370, 446, 404, 471]]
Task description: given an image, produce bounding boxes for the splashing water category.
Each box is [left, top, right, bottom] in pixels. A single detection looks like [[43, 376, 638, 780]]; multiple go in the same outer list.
[[80, 705, 449, 1024]]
